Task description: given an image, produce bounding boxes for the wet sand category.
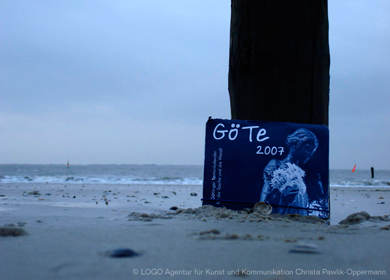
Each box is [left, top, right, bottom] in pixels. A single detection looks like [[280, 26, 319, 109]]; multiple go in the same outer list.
[[0, 183, 389, 279]]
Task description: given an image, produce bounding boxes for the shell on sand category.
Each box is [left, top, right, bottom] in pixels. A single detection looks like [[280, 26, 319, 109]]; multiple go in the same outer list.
[[253, 202, 272, 215]]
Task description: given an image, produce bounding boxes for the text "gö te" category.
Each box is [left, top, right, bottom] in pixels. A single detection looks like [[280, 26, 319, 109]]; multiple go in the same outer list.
[[213, 123, 270, 142]]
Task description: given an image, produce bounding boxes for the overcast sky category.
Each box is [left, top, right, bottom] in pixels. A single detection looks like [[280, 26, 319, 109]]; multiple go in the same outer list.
[[1, 0, 389, 170]]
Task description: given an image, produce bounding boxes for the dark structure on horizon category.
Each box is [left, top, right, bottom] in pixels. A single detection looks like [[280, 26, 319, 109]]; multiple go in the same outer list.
[[228, 0, 330, 126]]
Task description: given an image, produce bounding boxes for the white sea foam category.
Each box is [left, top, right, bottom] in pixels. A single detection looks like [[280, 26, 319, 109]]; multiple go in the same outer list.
[[330, 179, 390, 188], [0, 175, 203, 185], [1, 174, 389, 187]]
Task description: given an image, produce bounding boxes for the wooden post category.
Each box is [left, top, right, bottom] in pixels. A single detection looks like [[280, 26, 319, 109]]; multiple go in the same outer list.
[[228, 0, 330, 125], [371, 167, 374, 178]]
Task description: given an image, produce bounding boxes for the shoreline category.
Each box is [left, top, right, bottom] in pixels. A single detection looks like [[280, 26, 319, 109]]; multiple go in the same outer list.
[[1, 183, 389, 224], [1, 183, 389, 279]]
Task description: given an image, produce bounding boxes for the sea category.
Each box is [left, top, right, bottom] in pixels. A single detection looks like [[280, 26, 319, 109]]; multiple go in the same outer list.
[[0, 164, 389, 188]]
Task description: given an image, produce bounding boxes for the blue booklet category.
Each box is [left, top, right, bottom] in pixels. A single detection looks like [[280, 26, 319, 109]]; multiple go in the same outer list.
[[202, 118, 330, 219]]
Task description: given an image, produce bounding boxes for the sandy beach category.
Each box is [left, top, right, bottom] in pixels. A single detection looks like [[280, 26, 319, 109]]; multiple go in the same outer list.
[[1, 183, 389, 280]]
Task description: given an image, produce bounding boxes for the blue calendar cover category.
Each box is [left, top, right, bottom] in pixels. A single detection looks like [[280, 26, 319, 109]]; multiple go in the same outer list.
[[202, 118, 329, 219]]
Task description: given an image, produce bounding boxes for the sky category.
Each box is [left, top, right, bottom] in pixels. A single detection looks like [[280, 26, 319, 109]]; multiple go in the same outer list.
[[1, 0, 389, 170]]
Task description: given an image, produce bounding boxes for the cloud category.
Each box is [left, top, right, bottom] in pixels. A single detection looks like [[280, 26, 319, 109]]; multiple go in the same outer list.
[[0, 0, 389, 168]]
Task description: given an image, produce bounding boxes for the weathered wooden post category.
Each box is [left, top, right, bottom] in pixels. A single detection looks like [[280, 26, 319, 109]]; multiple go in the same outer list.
[[228, 0, 330, 125]]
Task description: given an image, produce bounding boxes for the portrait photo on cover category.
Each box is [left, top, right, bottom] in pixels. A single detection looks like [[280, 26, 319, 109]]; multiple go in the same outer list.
[[202, 118, 330, 219]]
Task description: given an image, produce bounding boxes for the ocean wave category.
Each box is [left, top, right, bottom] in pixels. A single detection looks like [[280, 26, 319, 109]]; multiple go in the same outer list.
[[1, 175, 389, 187], [330, 179, 390, 187], [0, 175, 203, 185]]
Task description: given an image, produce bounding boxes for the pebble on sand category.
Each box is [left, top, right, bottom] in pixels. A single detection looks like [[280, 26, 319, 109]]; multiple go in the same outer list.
[[27, 191, 41, 196], [0, 227, 28, 237], [109, 248, 139, 258], [289, 243, 321, 254], [380, 224, 390, 230]]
